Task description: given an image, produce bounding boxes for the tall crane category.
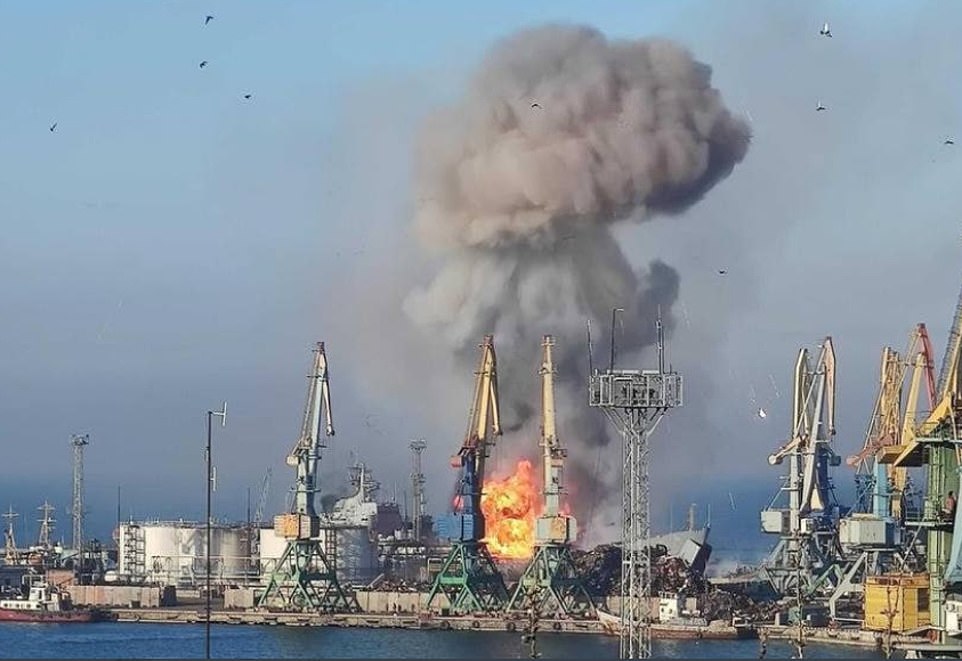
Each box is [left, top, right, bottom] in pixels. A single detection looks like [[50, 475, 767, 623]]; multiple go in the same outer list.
[[507, 335, 594, 616], [892, 279, 962, 637], [257, 342, 357, 612], [849, 325, 935, 520], [761, 337, 844, 598], [426, 334, 509, 614]]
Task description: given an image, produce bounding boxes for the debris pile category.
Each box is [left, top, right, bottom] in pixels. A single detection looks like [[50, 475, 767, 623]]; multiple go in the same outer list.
[[571, 542, 772, 622]]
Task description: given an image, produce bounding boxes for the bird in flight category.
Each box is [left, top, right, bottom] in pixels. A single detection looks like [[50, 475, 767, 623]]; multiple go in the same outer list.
[[531, 103, 542, 109], [199, 60, 208, 69], [819, 22, 832, 38], [205, 15, 214, 26], [243, 93, 252, 100], [49, 122, 57, 132], [718, 269, 727, 275], [945, 138, 955, 145], [816, 102, 827, 112]]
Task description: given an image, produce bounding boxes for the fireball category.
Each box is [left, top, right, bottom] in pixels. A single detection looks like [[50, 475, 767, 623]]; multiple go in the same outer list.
[[481, 459, 539, 559]]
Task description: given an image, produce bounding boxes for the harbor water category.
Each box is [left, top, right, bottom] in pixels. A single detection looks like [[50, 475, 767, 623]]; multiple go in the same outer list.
[[0, 623, 885, 659]]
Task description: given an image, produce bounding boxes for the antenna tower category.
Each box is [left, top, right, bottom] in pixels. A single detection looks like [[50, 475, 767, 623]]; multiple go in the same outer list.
[[71, 434, 90, 552], [588, 310, 683, 659]]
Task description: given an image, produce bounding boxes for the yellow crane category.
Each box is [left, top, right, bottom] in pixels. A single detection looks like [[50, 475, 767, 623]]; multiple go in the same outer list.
[[507, 335, 594, 616]]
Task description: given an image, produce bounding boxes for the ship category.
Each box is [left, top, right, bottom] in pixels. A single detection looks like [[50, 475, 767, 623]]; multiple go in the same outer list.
[[596, 607, 756, 640], [0, 579, 104, 623]]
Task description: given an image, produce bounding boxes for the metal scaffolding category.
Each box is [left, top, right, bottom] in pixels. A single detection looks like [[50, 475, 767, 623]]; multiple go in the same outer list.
[[71, 433, 90, 553], [588, 312, 683, 659]]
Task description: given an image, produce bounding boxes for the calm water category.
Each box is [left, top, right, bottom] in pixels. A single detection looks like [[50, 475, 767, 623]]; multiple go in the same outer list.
[[0, 623, 888, 659]]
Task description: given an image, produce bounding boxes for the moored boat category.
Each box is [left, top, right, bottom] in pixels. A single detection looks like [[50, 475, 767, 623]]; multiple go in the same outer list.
[[596, 609, 756, 640], [0, 579, 104, 623]]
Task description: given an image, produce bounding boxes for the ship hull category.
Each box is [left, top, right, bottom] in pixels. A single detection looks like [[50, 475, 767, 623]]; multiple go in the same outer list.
[[0, 608, 100, 623], [597, 610, 755, 640]]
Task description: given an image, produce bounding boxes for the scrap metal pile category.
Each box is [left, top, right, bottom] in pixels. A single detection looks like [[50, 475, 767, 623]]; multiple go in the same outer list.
[[570, 543, 773, 621]]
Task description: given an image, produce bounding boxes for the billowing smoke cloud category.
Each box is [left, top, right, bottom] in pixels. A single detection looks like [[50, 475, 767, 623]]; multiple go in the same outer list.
[[403, 24, 750, 541]]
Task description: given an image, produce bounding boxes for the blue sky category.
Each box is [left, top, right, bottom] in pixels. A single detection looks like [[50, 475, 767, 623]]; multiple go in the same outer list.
[[2, 1, 961, 551]]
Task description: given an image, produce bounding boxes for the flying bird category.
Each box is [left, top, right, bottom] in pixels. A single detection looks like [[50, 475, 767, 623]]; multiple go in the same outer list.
[[945, 138, 955, 145], [48, 122, 57, 132], [816, 102, 827, 112], [205, 15, 214, 26], [531, 103, 542, 109], [717, 269, 727, 275], [758, 407, 768, 419], [820, 22, 832, 38], [199, 60, 208, 69], [243, 93, 252, 100]]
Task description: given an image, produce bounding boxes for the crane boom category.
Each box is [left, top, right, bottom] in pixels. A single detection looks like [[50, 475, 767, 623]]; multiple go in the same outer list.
[[286, 342, 334, 524], [451, 334, 502, 536]]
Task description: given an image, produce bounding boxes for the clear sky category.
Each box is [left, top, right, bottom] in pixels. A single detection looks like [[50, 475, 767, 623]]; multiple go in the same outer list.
[[1, 1, 961, 555]]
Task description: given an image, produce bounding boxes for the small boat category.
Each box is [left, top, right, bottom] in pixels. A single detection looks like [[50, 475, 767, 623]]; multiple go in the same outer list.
[[597, 609, 756, 640], [0, 579, 103, 623]]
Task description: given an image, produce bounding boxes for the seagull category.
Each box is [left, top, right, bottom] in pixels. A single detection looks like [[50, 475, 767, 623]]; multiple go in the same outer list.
[[243, 93, 252, 100], [816, 102, 827, 112], [718, 269, 727, 275], [199, 60, 208, 69], [758, 407, 768, 419], [945, 138, 955, 145], [531, 103, 542, 109], [205, 15, 214, 26], [820, 22, 832, 38], [49, 122, 57, 132]]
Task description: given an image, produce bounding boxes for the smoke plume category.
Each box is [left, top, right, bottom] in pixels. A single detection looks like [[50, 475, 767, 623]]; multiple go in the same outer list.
[[403, 24, 750, 540]]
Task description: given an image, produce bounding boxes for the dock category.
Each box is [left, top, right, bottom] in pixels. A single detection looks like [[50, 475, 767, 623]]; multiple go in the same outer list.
[[108, 608, 607, 634]]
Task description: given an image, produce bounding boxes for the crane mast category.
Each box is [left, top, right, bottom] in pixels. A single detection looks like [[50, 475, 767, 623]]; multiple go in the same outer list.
[[507, 335, 594, 616], [257, 342, 357, 612], [426, 334, 509, 614], [540, 335, 563, 521]]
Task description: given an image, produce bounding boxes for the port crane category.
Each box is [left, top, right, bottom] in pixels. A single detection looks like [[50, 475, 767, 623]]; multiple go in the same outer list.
[[507, 335, 594, 617], [849, 324, 935, 520], [890, 277, 962, 638], [761, 337, 846, 599], [426, 334, 509, 614], [257, 342, 357, 612]]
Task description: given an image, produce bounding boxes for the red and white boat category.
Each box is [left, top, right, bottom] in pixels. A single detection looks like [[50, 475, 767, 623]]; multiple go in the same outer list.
[[0, 580, 102, 623]]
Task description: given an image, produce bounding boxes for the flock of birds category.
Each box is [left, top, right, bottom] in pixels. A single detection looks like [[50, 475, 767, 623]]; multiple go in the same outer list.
[[47, 14, 251, 134]]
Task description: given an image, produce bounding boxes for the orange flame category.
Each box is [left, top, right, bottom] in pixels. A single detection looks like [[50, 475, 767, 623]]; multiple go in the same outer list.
[[481, 459, 539, 559]]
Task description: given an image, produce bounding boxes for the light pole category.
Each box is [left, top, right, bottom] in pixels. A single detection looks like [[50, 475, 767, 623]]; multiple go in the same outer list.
[[205, 402, 227, 660]]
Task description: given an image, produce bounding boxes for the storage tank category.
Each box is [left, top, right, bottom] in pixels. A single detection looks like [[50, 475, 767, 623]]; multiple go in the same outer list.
[[118, 521, 252, 587]]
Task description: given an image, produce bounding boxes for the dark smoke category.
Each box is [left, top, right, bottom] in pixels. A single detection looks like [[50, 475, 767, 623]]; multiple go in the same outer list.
[[403, 24, 750, 542]]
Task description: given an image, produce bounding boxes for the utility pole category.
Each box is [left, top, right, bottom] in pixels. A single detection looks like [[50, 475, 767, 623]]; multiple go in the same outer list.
[[409, 440, 426, 542], [205, 403, 227, 661], [71, 433, 90, 570], [588, 310, 683, 659]]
